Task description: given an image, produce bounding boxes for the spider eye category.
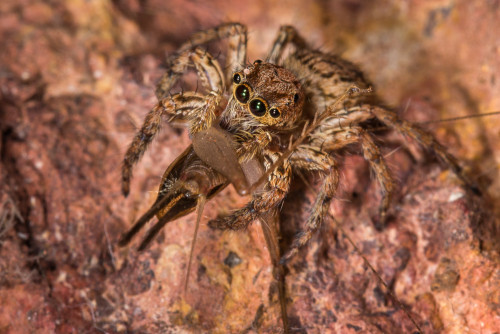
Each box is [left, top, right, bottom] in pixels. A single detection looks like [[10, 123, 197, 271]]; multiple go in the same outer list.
[[235, 84, 250, 103], [269, 108, 280, 118], [253, 59, 262, 65], [293, 93, 299, 103], [233, 73, 242, 84], [249, 99, 267, 117]]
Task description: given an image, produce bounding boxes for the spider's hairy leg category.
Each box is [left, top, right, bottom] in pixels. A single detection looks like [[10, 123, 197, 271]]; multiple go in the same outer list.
[[359, 130, 395, 225], [367, 105, 481, 195], [321, 126, 395, 225], [236, 129, 272, 163], [121, 92, 218, 196], [281, 149, 339, 263], [266, 25, 309, 64], [156, 23, 247, 99], [208, 155, 291, 230], [155, 47, 225, 100]]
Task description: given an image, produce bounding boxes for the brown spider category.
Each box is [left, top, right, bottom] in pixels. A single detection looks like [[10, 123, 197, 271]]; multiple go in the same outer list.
[[119, 23, 479, 332]]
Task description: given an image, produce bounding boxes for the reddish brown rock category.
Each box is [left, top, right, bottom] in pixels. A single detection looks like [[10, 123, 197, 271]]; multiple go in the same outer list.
[[0, 1, 499, 333]]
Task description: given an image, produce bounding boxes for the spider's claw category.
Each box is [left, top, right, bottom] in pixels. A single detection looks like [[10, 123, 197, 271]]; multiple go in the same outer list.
[[462, 178, 482, 196], [470, 184, 482, 196], [122, 181, 130, 198], [208, 207, 255, 231], [374, 208, 389, 231], [372, 214, 387, 232], [280, 230, 309, 264], [207, 217, 227, 230], [121, 165, 132, 197], [279, 249, 297, 265]]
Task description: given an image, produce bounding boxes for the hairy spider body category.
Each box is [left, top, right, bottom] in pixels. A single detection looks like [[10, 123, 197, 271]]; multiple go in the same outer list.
[[119, 23, 478, 332]]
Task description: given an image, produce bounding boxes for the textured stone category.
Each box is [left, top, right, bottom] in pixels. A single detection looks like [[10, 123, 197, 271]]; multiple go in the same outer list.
[[0, 1, 499, 333]]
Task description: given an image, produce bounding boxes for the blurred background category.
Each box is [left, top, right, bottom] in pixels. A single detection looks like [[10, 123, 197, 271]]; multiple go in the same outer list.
[[1, 0, 499, 333]]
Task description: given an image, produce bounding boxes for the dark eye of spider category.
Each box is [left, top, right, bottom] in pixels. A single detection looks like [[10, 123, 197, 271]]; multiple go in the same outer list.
[[233, 73, 241, 84], [235, 84, 250, 103], [293, 93, 299, 103], [249, 99, 267, 117], [253, 59, 262, 65], [269, 108, 280, 118]]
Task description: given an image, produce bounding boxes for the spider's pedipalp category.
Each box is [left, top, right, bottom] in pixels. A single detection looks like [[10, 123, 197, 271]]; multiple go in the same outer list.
[[208, 153, 292, 231]]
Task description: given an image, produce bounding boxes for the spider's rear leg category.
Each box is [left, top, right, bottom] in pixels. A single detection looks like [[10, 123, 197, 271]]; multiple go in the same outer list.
[[121, 91, 221, 196], [366, 105, 481, 195], [156, 23, 248, 99], [281, 149, 339, 263], [123, 46, 226, 196], [360, 130, 395, 227], [324, 127, 395, 227], [155, 47, 225, 100], [266, 25, 309, 64]]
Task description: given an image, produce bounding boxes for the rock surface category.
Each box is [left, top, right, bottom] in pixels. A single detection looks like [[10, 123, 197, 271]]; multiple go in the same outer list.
[[0, 1, 499, 333]]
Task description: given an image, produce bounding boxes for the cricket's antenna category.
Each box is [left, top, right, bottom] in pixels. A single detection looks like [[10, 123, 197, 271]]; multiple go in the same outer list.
[[184, 195, 206, 293], [418, 110, 500, 125], [369, 110, 500, 132]]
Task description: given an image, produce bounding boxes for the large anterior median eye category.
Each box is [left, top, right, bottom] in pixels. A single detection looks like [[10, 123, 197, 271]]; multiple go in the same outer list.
[[249, 98, 267, 117], [234, 84, 251, 104]]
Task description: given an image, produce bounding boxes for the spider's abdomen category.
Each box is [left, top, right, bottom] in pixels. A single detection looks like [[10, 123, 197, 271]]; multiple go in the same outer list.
[[285, 49, 373, 112]]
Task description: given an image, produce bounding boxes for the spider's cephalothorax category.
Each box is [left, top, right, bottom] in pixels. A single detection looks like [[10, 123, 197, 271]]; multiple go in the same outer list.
[[224, 61, 305, 131], [119, 23, 479, 333]]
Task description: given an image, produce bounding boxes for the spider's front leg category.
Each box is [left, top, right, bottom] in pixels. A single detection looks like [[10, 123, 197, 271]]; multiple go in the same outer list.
[[122, 48, 225, 196], [208, 154, 291, 230], [281, 148, 339, 263], [156, 23, 248, 99], [121, 91, 222, 195]]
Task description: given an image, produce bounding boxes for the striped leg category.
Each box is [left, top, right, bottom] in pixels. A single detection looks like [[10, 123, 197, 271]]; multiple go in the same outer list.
[[282, 149, 339, 263], [155, 47, 225, 99], [311, 124, 395, 226], [208, 154, 291, 230], [367, 105, 481, 195], [359, 130, 394, 225], [266, 25, 309, 64], [156, 23, 247, 98], [122, 91, 220, 196]]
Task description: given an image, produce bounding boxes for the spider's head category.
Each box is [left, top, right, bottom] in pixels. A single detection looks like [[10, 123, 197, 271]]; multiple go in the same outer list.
[[230, 60, 304, 129]]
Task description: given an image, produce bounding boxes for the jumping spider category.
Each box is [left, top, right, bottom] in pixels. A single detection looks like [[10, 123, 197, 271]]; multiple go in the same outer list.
[[119, 23, 479, 332]]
